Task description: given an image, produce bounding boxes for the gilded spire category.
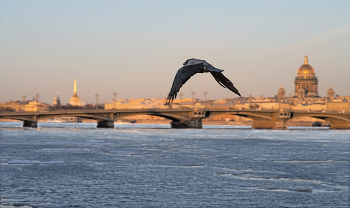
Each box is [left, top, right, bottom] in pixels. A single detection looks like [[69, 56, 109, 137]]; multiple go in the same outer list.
[[304, 55, 308, 65], [74, 79, 77, 95], [70, 79, 81, 106]]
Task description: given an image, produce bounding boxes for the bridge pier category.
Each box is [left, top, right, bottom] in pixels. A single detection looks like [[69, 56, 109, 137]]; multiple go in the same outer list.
[[170, 110, 206, 129], [252, 111, 290, 129], [97, 120, 114, 128], [252, 120, 287, 129], [329, 122, 350, 129], [23, 121, 38, 128], [171, 120, 203, 129]]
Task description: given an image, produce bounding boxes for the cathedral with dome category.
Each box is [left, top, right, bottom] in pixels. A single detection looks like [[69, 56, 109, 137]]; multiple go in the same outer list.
[[294, 55, 318, 98]]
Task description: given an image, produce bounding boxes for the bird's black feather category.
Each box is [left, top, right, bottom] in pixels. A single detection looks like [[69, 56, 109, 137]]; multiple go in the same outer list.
[[210, 72, 241, 97], [165, 63, 204, 105]]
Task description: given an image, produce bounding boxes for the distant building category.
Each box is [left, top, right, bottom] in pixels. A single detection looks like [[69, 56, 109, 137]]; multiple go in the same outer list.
[[0, 100, 26, 111], [69, 79, 82, 106], [24, 100, 49, 112], [53, 92, 61, 106], [105, 98, 172, 109], [326, 99, 349, 112], [104, 100, 129, 109], [277, 86, 286, 99], [1, 98, 49, 112], [292, 103, 326, 111], [327, 87, 335, 100], [295, 55, 318, 97]]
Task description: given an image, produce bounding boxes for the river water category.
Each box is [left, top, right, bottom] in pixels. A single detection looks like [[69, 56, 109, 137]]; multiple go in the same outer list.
[[0, 122, 349, 208]]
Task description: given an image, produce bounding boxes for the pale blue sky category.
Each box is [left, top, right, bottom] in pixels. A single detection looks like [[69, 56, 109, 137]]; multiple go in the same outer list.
[[1, 0, 349, 104]]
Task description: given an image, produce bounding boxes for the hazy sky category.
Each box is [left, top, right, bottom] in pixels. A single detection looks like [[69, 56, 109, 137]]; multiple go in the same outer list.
[[1, 0, 349, 104]]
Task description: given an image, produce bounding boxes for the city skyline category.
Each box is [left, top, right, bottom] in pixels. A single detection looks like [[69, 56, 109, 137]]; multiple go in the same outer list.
[[1, 0, 349, 104]]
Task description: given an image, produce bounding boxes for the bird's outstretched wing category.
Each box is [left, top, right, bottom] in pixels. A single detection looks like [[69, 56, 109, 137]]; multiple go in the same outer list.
[[210, 72, 241, 97], [165, 63, 204, 105]]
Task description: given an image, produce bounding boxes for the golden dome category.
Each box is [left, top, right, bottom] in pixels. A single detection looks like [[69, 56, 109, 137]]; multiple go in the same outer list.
[[297, 55, 315, 74], [298, 64, 315, 74]]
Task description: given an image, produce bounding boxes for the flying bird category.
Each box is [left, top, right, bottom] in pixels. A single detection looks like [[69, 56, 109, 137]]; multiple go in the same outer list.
[[165, 58, 241, 105]]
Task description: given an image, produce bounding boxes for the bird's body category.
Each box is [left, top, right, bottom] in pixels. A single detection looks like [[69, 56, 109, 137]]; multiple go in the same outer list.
[[165, 58, 241, 105]]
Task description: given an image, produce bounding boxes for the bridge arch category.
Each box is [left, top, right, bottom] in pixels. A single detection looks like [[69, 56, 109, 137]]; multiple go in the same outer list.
[[0, 115, 37, 122], [2, 112, 190, 123], [112, 111, 190, 122], [291, 112, 350, 129], [292, 113, 350, 122], [0, 110, 192, 128], [207, 111, 274, 121]]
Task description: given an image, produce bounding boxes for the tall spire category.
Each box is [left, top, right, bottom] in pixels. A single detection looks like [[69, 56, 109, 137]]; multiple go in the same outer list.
[[70, 79, 81, 106], [74, 79, 77, 95], [304, 55, 308, 65]]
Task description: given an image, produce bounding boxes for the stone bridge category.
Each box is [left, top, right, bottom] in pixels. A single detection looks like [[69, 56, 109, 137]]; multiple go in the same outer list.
[[0, 108, 349, 129], [207, 109, 350, 129]]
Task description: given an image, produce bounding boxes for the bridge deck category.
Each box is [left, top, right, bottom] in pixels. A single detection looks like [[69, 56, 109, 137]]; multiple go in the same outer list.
[[1, 109, 349, 129]]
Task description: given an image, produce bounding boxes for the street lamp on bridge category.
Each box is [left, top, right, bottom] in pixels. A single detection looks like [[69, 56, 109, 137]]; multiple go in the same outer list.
[[34, 93, 40, 112], [113, 91, 117, 109], [95, 93, 99, 109], [179, 92, 183, 108], [22, 95, 26, 111], [35, 93, 40, 102], [203, 91, 208, 110], [191, 91, 195, 108]]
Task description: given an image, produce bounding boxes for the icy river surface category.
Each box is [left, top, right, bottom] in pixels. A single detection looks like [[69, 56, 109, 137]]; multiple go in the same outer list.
[[0, 122, 349, 207]]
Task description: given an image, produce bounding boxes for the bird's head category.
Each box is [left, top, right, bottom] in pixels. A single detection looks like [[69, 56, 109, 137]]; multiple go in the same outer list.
[[183, 58, 198, 65], [204, 63, 224, 73]]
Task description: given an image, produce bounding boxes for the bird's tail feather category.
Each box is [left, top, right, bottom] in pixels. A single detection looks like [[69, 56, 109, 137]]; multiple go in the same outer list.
[[164, 92, 177, 105]]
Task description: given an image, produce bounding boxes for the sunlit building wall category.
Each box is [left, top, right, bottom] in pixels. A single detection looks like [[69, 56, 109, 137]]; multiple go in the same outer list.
[[326, 99, 350, 112], [24, 101, 49, 112]]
